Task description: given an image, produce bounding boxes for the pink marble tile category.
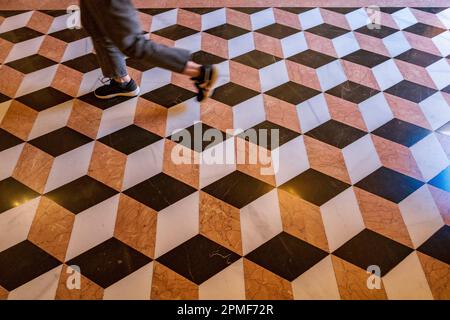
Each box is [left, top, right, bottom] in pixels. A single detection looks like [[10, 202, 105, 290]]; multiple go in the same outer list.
[[263, 94, 300, 133], [226, 8, 252, 30], [403, 32, 441, 56], [320, 8, 350, 30], [428, 185, 450, 226], [273, 8, 301, 29], [201, 32, 229, 59], [325, 93, 368, 131], [395, 59, 437, 89], [178, 8, 202, 31], [341, 60, 380, 91], [354, 32, 390, 57], [384, 93, 431, 129], [253, 32, 283, 58], [304, 32, 337, 58], [285, 60, 322, 91], [410, 8, 446, 28], [229, 60, 261, 92]]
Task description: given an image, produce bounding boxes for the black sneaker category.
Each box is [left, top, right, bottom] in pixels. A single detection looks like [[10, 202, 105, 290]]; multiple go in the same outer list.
[[191, 65, 218, 102], [94, 78, 140, 99]]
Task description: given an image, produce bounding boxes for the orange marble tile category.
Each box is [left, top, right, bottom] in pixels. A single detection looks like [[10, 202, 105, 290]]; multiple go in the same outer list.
[[177, 9, 201, 31], [12, 143, 53, 193], [134, 97, 167, 137], [304, 135, 351, 184], [304, 32, 337, 58], [27, 10, 53, 33], [285, 60, 322, 91], [428, 185, 450, 226], [354, 33, 390, 57], [235, 138, 276, 187], [253, 32, 284, 58], [278, 188, 329, 252], [372, 135, 424, 181], [243, 259, 293, 300], [51, 64, 82, 97], [138, 11, 153, 32], [341, 60, 380, 91], [151, 262, 199, 300], [88, 142, 127, 191], [0, 100, 38, 140], [201, 32, 228, 59], [331, 255, 388, 300], [229, 60, 261, 92], [0, 38, 13, 64], [200, 191, 242, 255], [171, 71, 197, 93], [403, 32, 441, 56], [0, 65, 24, 97], [410, 8, 446, 28], [273, 8, 301, 29], [67, 99, 102, 139], [354, 187, 413, 248], [149, 33, 175, 47], [263, 94, 300, 133], [0, 286, 8, 300], [28, 197, 75, 262], [417, 252, 450, 300], [320, 8, 350, 29], [163, 139, 199, 189], [200, 98, 233, 132], [325, 93, 367, 131], [384, 93, 431, 129], [395, 59, 437, 89], [55, 265, 104, 300], [38, 35, 67, 62], [114, 194, 157, 258], [226, 8, 252, 31]]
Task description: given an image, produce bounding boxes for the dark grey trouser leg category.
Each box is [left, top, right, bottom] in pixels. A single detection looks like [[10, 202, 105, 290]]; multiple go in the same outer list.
[[80, 0, 128, 78], [80, 0, 191, 75]]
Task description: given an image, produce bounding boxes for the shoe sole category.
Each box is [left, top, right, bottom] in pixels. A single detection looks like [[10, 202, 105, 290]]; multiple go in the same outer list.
[[198, 67, 218, 102], [95, 87, 140, 99]]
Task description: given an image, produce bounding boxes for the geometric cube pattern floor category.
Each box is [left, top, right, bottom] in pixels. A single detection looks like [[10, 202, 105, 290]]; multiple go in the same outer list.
[[0, 6, 450, 300]]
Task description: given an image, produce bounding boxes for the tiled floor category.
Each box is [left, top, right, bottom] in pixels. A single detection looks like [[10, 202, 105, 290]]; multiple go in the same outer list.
[[0, 6, 450, 300]]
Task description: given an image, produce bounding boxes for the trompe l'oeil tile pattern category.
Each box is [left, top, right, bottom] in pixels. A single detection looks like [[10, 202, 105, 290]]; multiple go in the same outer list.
[[0, 6, 449, 300]]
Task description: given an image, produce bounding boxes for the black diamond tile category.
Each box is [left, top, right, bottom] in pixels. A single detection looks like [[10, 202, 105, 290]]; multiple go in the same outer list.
[[429, 166, 450, 192], [277, 7, 315, 14], [0, 10, 28, 18], [183, 8, 223, 15], [342, 49, 390, 68], [17, 87, 73, 112], [232, 50, 281, 69], [442, 85, 450, 95], [287, 49, 336, 68], [141, 84, 196, 108], [0, 27, 43, 43], [202, 171, 274, 209], [29, 127, 92, 157], [230, 7, 269, 14], [255, 23, 300, 39], [384, 80, 437, 103], [305, 120, 367, 148], [211, 82, 259, 106], [372, 118, 432, 147], [152, 24, 198, 41], [39, 10, 67, 17], [204, 23, 250, 40], [355, 167, 424, 203], [67, 238, 151, 288], [0, 92, 10, 103], [418, 226, 450, 265], [265, 81, 320, 105], [6, 54, 56, 74], [323, 7, 359, 14], [126, 57, 156, 72], [98, 125, 162, 155], [49, 28, 89, 42], [138, 8, 174, 16], [246, 232, 328, 281], [123, 173, 196, 211], [333, 229, 413, 276], [63, 53, 99, 73], [192, 50, 227, 65], [45, 175, 118, 214], [403, 22, 446, 38], [238, 120, 300, 150], [355, 25, 399, 39], [0, 240, 61, 291], [327, 81, 380, 104], [379, 7, 405, 14], [436, 120, 450, 136], [0, 128, 23, 152], [170, 122, 229, 152], [78, 91, 135, 110], [395, 48, 442, 68], [0, 177, 40, 214], [279, 169, 350, 206], [157, 234, 240, 285], [413, 7, 448, 14], [306, 23, 349, 38]]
